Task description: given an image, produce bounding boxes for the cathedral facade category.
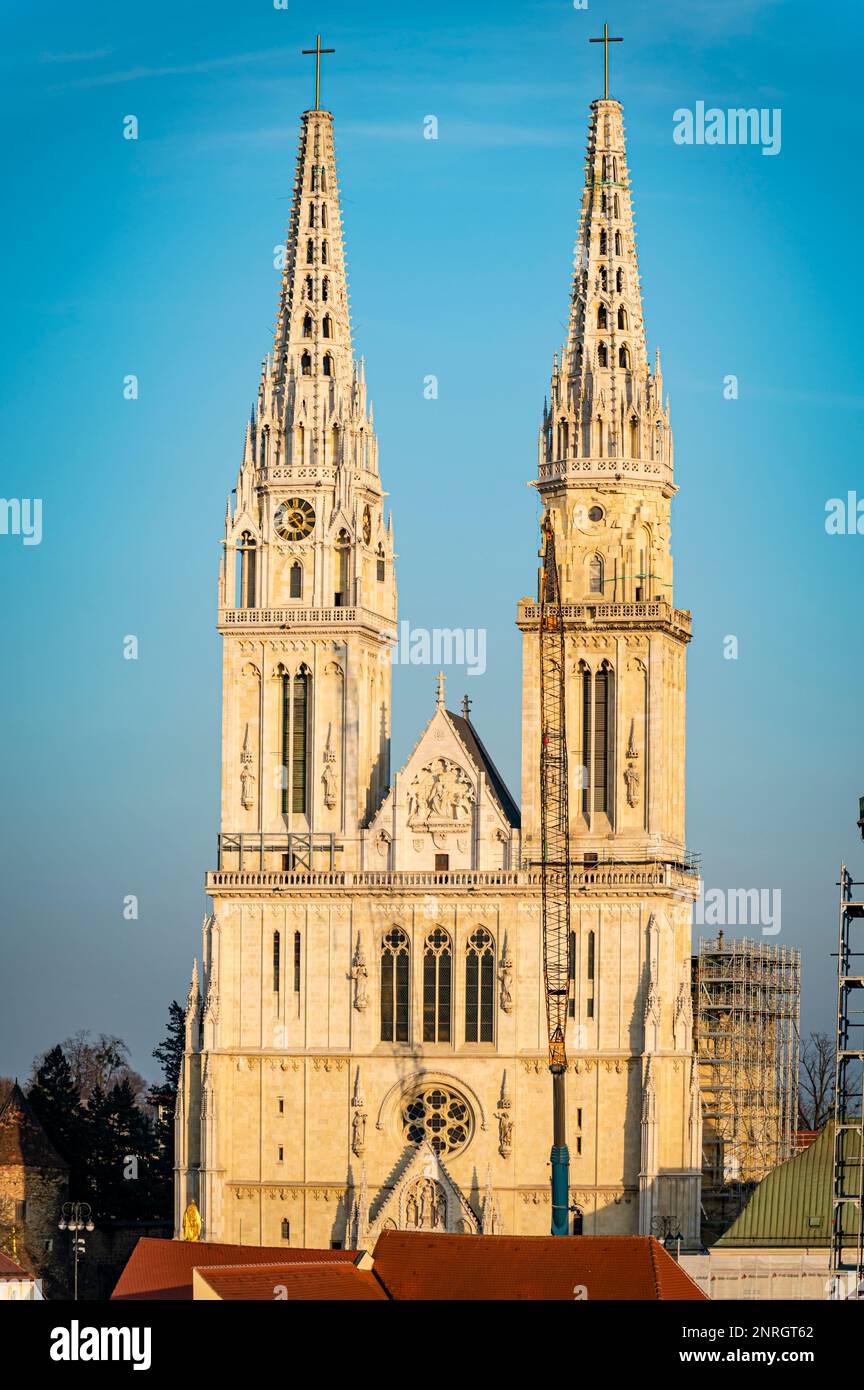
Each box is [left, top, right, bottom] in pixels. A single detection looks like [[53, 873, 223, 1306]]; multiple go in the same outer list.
[[176, 85, 702, 1248]]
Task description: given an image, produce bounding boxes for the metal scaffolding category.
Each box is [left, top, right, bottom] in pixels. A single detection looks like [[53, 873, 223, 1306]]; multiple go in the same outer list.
[[829, 865, 864, 1289], [694, 934, 800, 1235]]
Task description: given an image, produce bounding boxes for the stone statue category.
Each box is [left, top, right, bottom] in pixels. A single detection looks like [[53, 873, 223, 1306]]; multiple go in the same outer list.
[[352, 1108, 367, 1157], [624, 761, 640, 808], [351, 936, 369, 1012]]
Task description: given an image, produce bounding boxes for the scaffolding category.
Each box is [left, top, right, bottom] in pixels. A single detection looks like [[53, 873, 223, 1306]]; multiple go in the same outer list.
[[694, 935, 800, 1238], [829, 865, 864, 1291]]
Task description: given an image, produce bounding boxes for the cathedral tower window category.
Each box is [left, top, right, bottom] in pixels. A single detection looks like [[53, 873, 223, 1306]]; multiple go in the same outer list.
[[423, 928, 452, 1043], [322, 277, 329, 301], [599, 265, 607, 291], [597, 304, 607, 329], [321, 204, 328, 228], [615, 231, 623, 255], [617, 306, 628, 330], [597, 343, 608, 369], [630, 416, 639, 457], [322, 314, 333, 338], [273, 931, 281, 993], [306, 239, 314, 264], [301, 351, 311, 376], [613, 193, 620, 217], [321, 241, 329, 264], [281, 1219, 290, 1241], [376, 544, 386, 582], [305, 275, 313, 298], [593, 666, 612, 815], [619, 346, 630, 369], [334, 530, 350, 606], [589, 554, 604, 595], [322, 353, 333, 376], [281, 667, 310, 816], [237, 532, 257, 608], [616, 268, 624, 292], [599, 230, 607, 255], [381, 927, 410, 1043], [308, 203, 316, 227], [581, 668, 592, 815], [302, 313, 313, 337], [289, 562, 302, 599], [465, 928, 495, 1043], [293, 931, 301, 993]]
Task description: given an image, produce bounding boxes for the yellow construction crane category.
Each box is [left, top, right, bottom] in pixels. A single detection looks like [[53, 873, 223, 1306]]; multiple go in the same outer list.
[[538, 513, 573, 1235]]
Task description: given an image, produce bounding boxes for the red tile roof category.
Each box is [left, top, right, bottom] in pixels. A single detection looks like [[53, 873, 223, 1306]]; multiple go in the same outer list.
[[111, 1238, 356, 1301], [370, 1232, 708, 1301], [195, 1261, 387, 1301], [0, 1252, 34, 1280]]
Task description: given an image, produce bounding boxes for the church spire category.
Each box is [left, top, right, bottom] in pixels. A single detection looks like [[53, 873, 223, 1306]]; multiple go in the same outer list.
[[540, 95, 671, 480]]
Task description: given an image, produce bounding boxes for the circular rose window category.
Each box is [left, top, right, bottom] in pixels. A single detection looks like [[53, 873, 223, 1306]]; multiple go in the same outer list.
[[400, 1083, 474, 1157]]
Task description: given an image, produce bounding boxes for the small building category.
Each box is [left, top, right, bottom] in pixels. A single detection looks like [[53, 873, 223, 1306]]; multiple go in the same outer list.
[[0, 1084, 68, 1298], [0, 1250, 43, 1300]]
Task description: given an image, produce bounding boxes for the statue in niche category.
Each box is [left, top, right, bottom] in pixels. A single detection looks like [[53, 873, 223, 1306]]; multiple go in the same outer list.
[[499, 945, 514, 1014], [624, 761, 640, 808], [351, 936, 369, 1013], [322, 723, 338, 809], [497, 1110, 513, 1156], [352, 1108, 367, 1157], [240, 723, 255, 810]]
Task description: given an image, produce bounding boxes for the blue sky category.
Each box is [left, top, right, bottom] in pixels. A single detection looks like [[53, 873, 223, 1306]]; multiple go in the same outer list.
[[1, 0, 862, 1080]]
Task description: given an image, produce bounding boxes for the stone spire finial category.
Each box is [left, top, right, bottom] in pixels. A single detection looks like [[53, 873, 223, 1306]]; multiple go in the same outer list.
[[435, 670, 445, 708]]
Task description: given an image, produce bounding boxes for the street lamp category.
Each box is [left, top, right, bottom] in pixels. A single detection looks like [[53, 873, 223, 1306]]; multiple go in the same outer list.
[[58, 1202, 94, 1302], [651, 1214, 682, 1260]]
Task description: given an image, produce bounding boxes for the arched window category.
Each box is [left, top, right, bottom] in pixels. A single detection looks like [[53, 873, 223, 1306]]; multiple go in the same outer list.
[[593, 666, 612, 815], [320, 166, 327, 192], [376, 544, 386, 583], [289, 562, 302, 599], [330, 423, 340, 464], [597, 304, 607, 329], [305, 275, 314, 299], [273, 931, 281, 993], [599, 265, 607, 291], [295, 422, 305, 465], [334, 529, 350, 607], [237, 532, 257, 608], [322, 277, 329, 301], [306, 239, 314, 264], [281, 1218, 290, 1241], [617, 306, 628, 330], [587, 929, 596, 981], [629, 416, 639, 457], [321, 204, 328, 228], [654, 421, 663, 460], [613, 193, 620, 217], [557, 420, 569, 458], [599, 230, 607, 256], [281, 666, 310, 815], [293, 931, 301, 993], [572, 1210, 584, 1235], [321, 241, 329, 265], [589, 554, 604, 595], [597, 343, 608, 368], [595, 416, 605, 456], [615, 231, 623, 255], [619, 345, 630, 369], [308, 203, 316, 227], [322, 315, 333, 339], [301, 351, 311, 376], [602, 156, 609, 180], [465, 928, 494, 1042], [616, 268, 624, 293], [302, 313, 313, 338], [612, 157, 618, 181], [581, 667, 592, 814], [423, 928, 452, 1043], [381, 927, 410, 1042], [311, 166, 319, 191], [322, 353, 333, 377]]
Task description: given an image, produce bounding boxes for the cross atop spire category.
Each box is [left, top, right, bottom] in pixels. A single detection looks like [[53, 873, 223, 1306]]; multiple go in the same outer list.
[[302, 34, 335, 111], [436, 671, 446, 708], [589, 22, 623, 100]]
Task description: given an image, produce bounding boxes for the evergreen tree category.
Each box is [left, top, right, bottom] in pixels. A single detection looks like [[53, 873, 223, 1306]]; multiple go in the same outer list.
[[147, 1001, 185, 1217], [27, 1046, 87, 1196]]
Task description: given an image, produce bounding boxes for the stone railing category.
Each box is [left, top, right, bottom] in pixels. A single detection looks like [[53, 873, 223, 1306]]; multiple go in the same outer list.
[[219, 605, 393, 630], [518, 599, 692, 636], [205, 864, 696, 894], [535, 455, 674, 487]]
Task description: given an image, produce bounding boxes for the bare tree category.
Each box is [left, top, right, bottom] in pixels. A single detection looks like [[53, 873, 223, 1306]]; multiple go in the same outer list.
[[799, 1031, 836, 1131], [30, 1031, 148, 1108]]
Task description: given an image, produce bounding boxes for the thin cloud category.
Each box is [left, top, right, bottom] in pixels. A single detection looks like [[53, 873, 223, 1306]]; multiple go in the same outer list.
[[39, 49, 114, 65], [51, 46, 294, 90]]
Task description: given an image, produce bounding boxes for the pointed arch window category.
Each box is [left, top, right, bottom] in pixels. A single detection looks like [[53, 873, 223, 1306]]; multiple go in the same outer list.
[[557, 419, 569, 458], [322, 314, 333, 339], [321, 204, 328, 228], [613, 193, 620, 217], [289, 562, 303, 599], [589, 554, 604, 595], [311, 166, 320, 192], [597, 343, 608, 369], [376, 544, 386, 583], [597, 304, 608, 329], [321, 241, 329, 265], [301, 351, 311, 376], [302, 313, 313, 338], [615, 231, 623, 255], [305, 275, 314, 299], [295, 422, 305, 465], [616, 268, 624, 293], [581, 669, 614, 818], [423, 927, 452, 1043], [237, 532, 257, 608], [293, 931, 301, 993], [322, 353, 333, 377], [654, 421, 663, 461], [617, 306, 628, 330], [465, 928, 495, 1043], [629, 416, 639, 457], [599, 230, 608, 255], [308, 203, 316, 227], [322, 277, 329, 301], [381, 927, 410, 1043], [306, 239, 314, 264], [273, 931, 281, 993], [281, 1218, 290, 1241], [334, 529, 350, 607], [618, 345, 630, 369], [612, 157, 618, 181], [281, 667, 311, 816], [599, 265, 607, 291], [330, 422, 340, 464]]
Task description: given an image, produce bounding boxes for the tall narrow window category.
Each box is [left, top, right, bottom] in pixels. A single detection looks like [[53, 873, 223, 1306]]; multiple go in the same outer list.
[[617, 306, 628, 329], [301, 352, 311, 376], [581, 668, 591, 815], [597, 343, 608, 369], [321, 241, 329, 265], [597, 304, 607, 329], [293, 931, 301, 993], [335, 531, 350, 606], [599, 229, 607, 255], [281, 669, 310, 815], [629, 417, 639, 457], [290, 562, 302, 599], [321, 204, 328, 228], [616, 268, 624, 292], [322, 353, 333, 376], [593, 668, 611, 814], [322, 277, 329, 301], [465, 928, 495, 1043], [302, 313, 313, 337], [615, 231, 623, 255], [381, 928, 410, 1042], [423, 928, 452, 1043], [306, 238, 314, 264], [322, 314, 333, 338], [589, 554, 604, 594], [305, 275, 314, 298], [273, 931, 281, 993], [587, 930, 596, 982], [619, 346, 630, 369], [238, 533, 257, 608], [308, 203, 316, 227], [568, 930, 577, 1018], [376, 544, 386, 582], [281, 1219, 290, 1241]]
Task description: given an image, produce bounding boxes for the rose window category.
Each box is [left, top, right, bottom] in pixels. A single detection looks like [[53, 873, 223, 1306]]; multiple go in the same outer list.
[[400, 1083, 473, 1156]]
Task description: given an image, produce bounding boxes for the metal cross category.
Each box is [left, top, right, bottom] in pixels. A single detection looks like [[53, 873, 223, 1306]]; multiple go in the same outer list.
[[302, 34, 335, 111], [589, 22, 623, 100]]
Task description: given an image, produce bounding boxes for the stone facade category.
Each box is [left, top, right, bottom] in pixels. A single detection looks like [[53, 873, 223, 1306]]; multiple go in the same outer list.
[[0, 1084, 69, 1298], [177, 94, 702, 1248]]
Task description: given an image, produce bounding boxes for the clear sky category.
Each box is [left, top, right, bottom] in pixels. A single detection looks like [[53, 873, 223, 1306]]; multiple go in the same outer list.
[[1, 0, 862, 1082]]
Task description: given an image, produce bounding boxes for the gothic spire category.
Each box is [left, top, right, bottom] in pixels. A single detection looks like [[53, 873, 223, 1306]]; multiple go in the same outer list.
[[540, 98, 672, 479]]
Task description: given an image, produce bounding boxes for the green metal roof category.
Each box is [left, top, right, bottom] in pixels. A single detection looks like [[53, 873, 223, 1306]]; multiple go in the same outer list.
[[716, 1124, 861, 1248]]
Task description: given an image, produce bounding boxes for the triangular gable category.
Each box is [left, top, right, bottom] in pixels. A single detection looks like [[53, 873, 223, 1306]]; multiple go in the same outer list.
[[359, 1141, 479, 1243]]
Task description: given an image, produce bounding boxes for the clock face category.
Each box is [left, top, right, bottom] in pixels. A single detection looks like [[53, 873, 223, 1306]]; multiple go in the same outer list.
[[362, 505, 372, 545], [274, 498, 315, 541]]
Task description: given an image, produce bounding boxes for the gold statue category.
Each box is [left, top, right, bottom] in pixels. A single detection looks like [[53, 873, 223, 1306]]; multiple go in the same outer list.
[[182, 1200, 202, 1242]]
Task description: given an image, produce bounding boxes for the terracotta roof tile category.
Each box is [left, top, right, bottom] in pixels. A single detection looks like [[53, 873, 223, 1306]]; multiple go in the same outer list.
[[370, 1232, 707, 1301], [194, 1261, 387, 1301], [111, 1238, 356, 1301], [0, 1251, 34, 1280]]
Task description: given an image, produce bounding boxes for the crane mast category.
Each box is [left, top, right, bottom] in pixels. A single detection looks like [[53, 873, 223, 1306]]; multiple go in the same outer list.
[[538, 514, 572, 1237]]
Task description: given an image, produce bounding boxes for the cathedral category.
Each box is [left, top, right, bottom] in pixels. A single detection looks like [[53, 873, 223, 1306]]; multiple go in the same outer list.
[[176, 59, 703, 1248]]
